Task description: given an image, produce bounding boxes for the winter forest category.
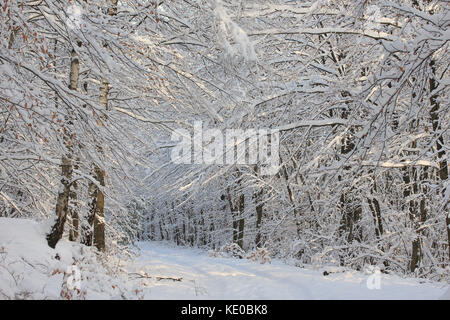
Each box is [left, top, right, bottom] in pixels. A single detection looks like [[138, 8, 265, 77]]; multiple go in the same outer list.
[[0, 0, 449, 300]]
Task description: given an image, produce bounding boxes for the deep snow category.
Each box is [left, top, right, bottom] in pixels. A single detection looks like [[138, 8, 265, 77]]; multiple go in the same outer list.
[[0, 218, 448, 300], [131, 241, 449, 300]]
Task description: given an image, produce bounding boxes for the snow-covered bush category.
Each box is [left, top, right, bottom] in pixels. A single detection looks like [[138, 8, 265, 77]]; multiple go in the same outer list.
[[209, 243, 246, 259], [246, 248, 271, 264]]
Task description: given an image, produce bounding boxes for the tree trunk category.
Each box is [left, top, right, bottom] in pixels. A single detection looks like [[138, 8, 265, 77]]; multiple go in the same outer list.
[[429, 59, 449, 260], [227, 186, 238, 243], [68, 164, 79, 242], [47, 156, 72, 248], [84, 0, 117, 252], [237, 193, 245, 249], [367, 178, 383, 239], [226, 171, 245, 249], [92, 166, 105, 251], [254, 192, 263, 248], [253, 165, 264, 248], [47, 48, 80, 248], [82, 83, 108, 252], [67, 47, 81, 242], [279, 159, 301, 237], [89, 80, 108, 252]]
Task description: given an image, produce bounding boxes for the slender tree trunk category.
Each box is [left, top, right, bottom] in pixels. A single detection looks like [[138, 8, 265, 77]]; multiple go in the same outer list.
[[429, 59, 449, 260], [367, 178, 384, 240], [79, 80, 93, 246], [237, 193, 245, 249], [279, 159, 301, 237], [83, 0, 118, 252], [92, 166, 105, 251], [404, 164, 421, 272], [404, 136, 427, 272], [226, 171, 245, 249], [82, 81, 108, 253], [47, 48, 80, 248], [253, 165, 264, 248], [227, 186, 238, 243], [67, 47, 81, 242], [88, 79, 109, 251], [68, 157, 79, 242], [47, 155, 72, 248], [254, 191, 264, 248]]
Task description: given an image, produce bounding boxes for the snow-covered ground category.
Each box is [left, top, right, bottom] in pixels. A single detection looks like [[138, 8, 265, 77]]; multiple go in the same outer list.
[[0, 217, 136, 299], [0, 218, 449, 300], [131, 241, 449, 300]]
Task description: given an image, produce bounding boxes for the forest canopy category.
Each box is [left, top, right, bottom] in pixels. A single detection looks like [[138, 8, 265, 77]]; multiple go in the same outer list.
[[0, 0, 449, 281]]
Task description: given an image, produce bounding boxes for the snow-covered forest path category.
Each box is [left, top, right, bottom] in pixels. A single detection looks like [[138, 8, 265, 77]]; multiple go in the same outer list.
[[130, 242, 449, 300], [0, 219, 448, 300]]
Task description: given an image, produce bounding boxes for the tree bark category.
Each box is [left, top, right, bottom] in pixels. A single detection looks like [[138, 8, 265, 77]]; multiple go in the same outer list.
[[226, 170, 245, 249], [47, 48, 79, 248], [47, 156, 72, 248], [237, 193, 245, 249], [88, 79, 109, 251], [253, 165, 264, 248], [367, 178, 383, 239], [83, 0, 118, 252], [68, 160, 79, 242], [93, 166, 105, 251], [67, 48, 80, 242], [429, 59, 449, 260]]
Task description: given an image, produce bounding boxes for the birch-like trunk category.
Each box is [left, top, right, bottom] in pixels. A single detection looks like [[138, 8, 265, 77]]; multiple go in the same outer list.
[[88, 79, 109, 252], [47, 49, 80, 248], [84, 0, 118, 252]]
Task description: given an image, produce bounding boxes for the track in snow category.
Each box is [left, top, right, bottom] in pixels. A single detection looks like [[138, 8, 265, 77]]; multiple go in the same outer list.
[[129, 241, 449, 300]]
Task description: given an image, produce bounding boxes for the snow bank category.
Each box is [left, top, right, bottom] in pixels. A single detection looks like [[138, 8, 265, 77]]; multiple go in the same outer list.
[[0, 218, 135, 300]]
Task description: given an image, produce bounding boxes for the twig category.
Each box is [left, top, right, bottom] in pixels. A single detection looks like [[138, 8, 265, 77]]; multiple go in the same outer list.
[[128, 272, 182, 282]]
